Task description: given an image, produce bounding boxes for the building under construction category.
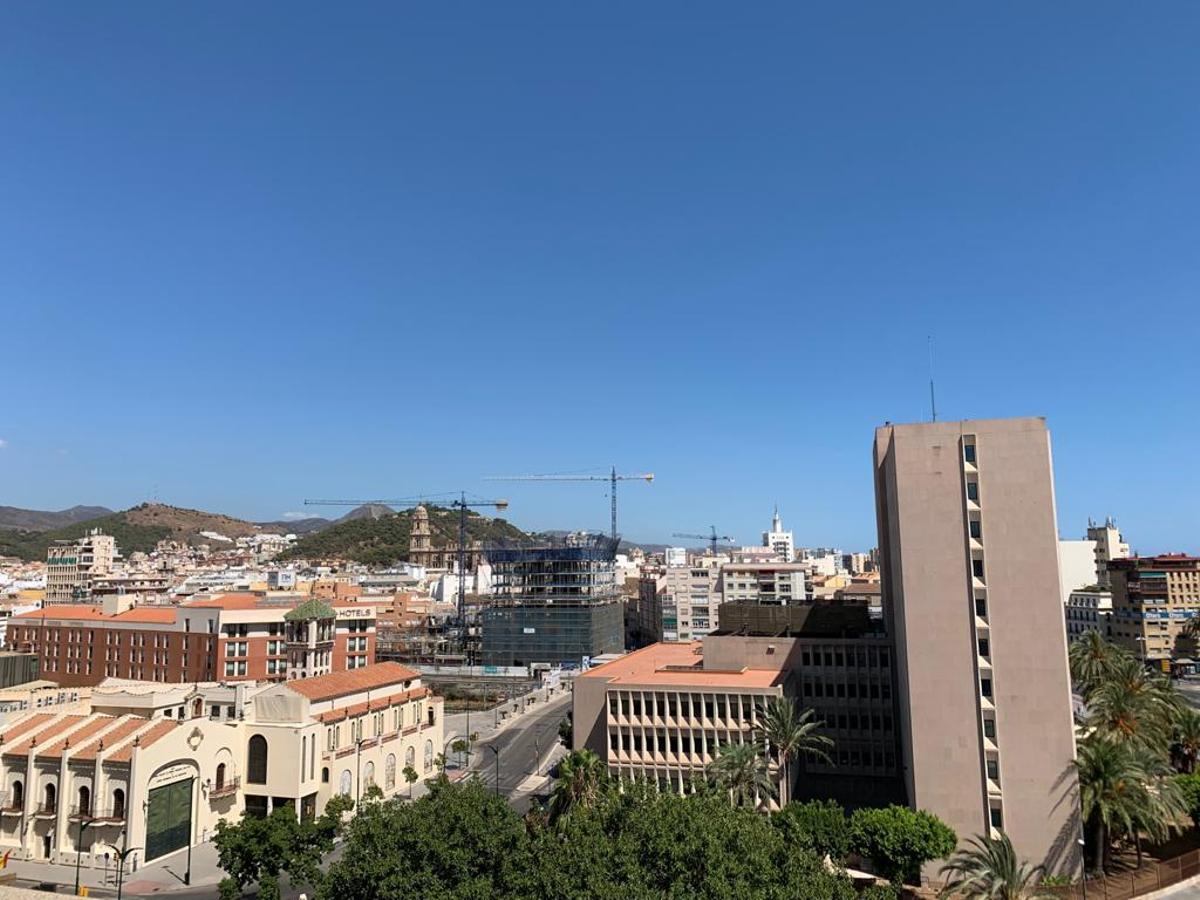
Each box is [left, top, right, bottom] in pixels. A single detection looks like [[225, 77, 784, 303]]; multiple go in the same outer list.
[[480, 534, 624, 667]]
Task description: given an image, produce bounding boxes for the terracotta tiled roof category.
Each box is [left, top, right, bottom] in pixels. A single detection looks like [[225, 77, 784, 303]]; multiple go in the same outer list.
[[0, 714, 54, 746], [315, 686, 431, 724], [284, 662, 420, 703], [72, 717, 147, 762], [107, 720, 177, 763], [36, 715, 117, 760], [13, 606, 178, 624], [4, 716, 89, 756]]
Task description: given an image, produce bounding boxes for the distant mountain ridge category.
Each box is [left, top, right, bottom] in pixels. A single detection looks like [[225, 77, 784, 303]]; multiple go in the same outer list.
[[0, 505, 113, 531]]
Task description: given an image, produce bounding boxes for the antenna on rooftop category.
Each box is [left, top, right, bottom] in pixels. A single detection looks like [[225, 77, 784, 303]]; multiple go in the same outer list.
[[927, 335, 938, 423]]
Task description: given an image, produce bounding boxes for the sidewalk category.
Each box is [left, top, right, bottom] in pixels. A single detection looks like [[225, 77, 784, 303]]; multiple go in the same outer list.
[[443, 682, 571, 749], [1, 838, 224, 895]]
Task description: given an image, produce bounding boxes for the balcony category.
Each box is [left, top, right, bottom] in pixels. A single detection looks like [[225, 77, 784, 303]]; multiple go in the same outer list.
[[0, 793, 21, 815], [32, 802, 57, 818], [209, 777, 240, 800], [74, 806, 125, 823]]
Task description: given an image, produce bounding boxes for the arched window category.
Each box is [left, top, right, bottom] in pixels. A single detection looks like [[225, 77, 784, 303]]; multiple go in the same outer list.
[[43, 783, 56, 813], [215, 763, 226, 791], [339, 770, 352, 796], [423, 740, 433, 772], [405, 746, 415, 769], [77, 785, 90, 817], [363, 761, 375, 787], [385, 754, 396, 790], [321, 767, 329, 784], [247, 735, 268, 784], [112, 788, 125, 819], [12, 780, 23, 808]]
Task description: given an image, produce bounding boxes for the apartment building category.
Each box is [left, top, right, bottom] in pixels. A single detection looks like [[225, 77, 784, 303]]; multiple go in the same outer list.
[[44, 531, 117, 604], [1065, 588, 1113, 642], [633, 561, 723, 644], [1109, 555, 1200, 662], [1088, 517, 1130, 588], [0, 663, 441, 866], [721, 563, 806, 605], [762, 507, 795, 562], [6, 594, 376, 687], [874, 417, 1079, 876]]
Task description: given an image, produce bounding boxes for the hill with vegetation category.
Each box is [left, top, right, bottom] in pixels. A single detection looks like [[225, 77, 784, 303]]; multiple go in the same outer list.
[[277, 505, 532, 566], [0, 502, 274, 561], [0, 505, 113, 531]]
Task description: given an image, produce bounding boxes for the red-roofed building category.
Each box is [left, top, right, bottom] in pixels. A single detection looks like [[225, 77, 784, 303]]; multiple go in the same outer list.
[[6, 593, 376, 687]]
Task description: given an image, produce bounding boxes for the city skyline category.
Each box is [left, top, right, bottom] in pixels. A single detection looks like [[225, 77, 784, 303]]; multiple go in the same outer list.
[[4, 3, 1200, 550]]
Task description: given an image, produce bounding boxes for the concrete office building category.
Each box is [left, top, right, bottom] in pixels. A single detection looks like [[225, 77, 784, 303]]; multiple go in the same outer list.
[[1088, 518, 1130, 589], [1058, 539, 1099, 604], [874, 417, 1079, 876], [45, 531, 117, 604], [632, 561, 723, 644], [1109, 555, 1200, 662]]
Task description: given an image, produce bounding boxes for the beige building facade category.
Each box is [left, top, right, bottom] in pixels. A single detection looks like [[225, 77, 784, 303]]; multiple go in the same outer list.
[[45, 532, 117, 605], [874, 417, 1080, 876], [1109, 555, 1200, 662]]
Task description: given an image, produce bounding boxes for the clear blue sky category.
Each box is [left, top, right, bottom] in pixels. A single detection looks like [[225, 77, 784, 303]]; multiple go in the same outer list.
[[3, 2, 1198, 551]]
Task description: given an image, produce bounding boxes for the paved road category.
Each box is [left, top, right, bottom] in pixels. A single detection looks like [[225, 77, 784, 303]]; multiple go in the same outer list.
[[1152, 878, 1200, 898], [469, 693, 571, 802]]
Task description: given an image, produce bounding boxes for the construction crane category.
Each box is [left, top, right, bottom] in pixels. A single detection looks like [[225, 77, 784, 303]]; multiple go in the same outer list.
[[672, 526, 735, 555], [485, 466, 653, 543], [303, 493, 509, 647]]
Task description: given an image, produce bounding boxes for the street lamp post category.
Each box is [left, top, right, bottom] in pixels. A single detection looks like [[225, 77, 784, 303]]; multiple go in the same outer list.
[[114, 832, 140, 900], [73, 816, 94, 896], [487, 743, 501, 798]]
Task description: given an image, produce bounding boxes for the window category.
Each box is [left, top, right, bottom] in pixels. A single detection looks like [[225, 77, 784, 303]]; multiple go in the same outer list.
[[363, 761, 375, 787], [966, 481, 979, 502], [215, 763, 226, 791], [405, 746, 415, 769], [964, 443, 977, 464], [247, 735, 269, 784], [975, 597, 987, 618], [112, 788, 125, 818], [77, 785, 90, 817], [986, 759, 999, 781], [969, 520, 982, 540], [978, 639, 990, 657], [423, 740, 434, 772], [980, 678, 993, 699], [972, 559, 985, 579], [339, 770, 352, 796], [322, 767, 329, 784], [385, 754, 396, 790], [990, 807, 1003, 829]]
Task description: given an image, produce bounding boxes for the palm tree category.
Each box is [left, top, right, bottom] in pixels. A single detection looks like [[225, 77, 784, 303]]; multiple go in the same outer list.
[[938, 833, 1053, 899], [1085, 655, 1181, 752], [707, 741, 776, 809], [755, 697, 833, 803], [1075, 735, 1185, 872], [1069, 631, 1128, 699], [548, 749, 607, 823], [1173, 707, 1200, 773]]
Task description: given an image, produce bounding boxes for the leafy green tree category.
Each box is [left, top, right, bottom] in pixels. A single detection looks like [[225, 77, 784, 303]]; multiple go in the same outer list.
[[771, 798, 850, 862], [549, 748, 608, 823], [937, 832, 1052, 899], [558, 711, 573, 748], [530, 780, 858, 899], [216, 794, 352, 900], [451, 738, 470, 767], [707, 741, 776, 809], [1075, 734, 1185, 872], [318, 778, 534, 899], [858, 885, 901, 900], [1175, 772, 1200, 826], [849, 805, 957, 886], [756, 697, 833, 802], [402, 764, 419, 799]]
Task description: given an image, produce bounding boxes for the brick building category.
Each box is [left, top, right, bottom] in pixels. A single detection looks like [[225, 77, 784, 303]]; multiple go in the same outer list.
[[5, 594, 376, 687]]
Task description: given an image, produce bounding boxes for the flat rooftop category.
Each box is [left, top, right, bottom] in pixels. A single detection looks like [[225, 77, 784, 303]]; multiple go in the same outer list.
[[578, 642, 784, 689]]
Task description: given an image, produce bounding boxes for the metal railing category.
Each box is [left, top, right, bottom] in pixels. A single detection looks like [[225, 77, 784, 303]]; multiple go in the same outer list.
[[209, 776, 240, 799], [1043, 850, 1200, 899]]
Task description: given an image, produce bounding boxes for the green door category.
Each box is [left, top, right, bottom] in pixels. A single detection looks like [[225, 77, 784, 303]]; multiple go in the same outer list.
[[145, 778, 193, 861]]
